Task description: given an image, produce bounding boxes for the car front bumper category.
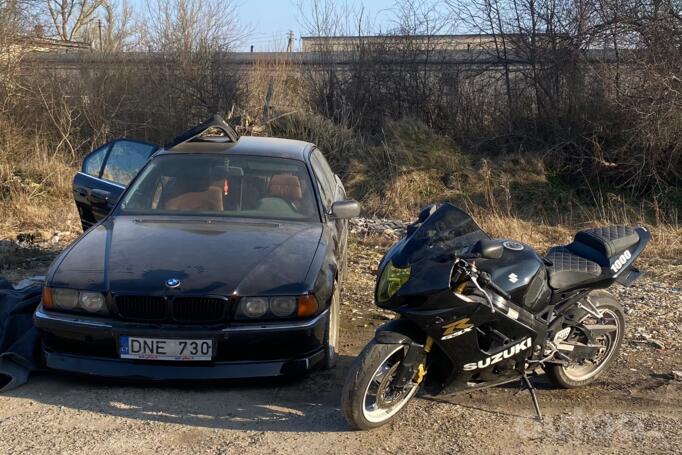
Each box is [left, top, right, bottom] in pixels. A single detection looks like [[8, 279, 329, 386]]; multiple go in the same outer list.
[[34, 305, 328, 380]]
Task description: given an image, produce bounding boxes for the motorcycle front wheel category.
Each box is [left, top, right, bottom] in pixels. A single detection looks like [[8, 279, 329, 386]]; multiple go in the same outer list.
[[341, 340, 421, 430]]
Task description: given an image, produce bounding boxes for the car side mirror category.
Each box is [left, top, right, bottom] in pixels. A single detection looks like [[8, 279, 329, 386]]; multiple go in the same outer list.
[[471, 239, 504, 259], [330, 200, 360, 219], [88, 189, 113, 207]]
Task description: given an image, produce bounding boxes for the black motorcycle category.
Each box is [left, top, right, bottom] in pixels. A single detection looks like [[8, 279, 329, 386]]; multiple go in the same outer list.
[[341, 203, 650, 430]]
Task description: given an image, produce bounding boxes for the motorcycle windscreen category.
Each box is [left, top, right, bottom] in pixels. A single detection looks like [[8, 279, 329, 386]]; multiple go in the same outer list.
[[391, 203, 489, 267]]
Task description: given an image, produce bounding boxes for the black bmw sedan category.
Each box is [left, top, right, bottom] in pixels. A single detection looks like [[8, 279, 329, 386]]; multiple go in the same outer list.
[[34, 117, 360, 379]]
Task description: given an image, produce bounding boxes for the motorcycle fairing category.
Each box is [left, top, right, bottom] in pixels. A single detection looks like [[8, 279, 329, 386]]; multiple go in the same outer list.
[[377, 204, 489, 308], [388, 203, 489, 269], [394, 289, 548, 395]]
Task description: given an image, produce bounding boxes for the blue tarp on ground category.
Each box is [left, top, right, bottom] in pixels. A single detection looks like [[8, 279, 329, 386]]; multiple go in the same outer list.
[[0, 279, 42, 392]]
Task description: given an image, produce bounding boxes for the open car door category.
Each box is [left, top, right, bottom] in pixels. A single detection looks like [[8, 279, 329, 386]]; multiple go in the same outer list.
[[73, 138, 158, 231], [73, 115, 239, 231]]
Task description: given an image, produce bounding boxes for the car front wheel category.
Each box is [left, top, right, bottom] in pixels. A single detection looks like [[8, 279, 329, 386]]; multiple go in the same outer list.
[[322, 283, 340, 370]]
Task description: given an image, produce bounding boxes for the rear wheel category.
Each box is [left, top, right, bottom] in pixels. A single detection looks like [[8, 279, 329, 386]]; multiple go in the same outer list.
[[341, 340, 420, 430], [547, 290, 625, 388]]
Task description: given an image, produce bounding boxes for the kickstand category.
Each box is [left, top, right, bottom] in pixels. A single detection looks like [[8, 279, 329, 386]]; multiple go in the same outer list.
[[520, 371, 543, 422]]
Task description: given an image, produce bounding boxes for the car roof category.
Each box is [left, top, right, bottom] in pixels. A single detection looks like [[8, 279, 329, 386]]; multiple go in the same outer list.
[[156, 136, 314, 161]]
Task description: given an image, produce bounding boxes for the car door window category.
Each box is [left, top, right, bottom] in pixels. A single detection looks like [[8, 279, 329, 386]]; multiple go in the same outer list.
[[310, 149, 337, 210], [101, 140, 156, 186], [82, 144, 109, 177]]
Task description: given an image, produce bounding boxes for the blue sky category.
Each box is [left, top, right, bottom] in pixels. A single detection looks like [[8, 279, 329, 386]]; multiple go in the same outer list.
[[125, 0, 444, 51], [237, 0, 399, 51]]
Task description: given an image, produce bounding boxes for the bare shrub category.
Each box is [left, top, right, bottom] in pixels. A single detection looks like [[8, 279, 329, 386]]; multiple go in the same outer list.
[[242, 54, 306, 125], [44, 0, 106, 41]]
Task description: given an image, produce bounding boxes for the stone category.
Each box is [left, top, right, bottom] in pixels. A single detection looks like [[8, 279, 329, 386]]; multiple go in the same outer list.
[[649, 339, 665, 350]]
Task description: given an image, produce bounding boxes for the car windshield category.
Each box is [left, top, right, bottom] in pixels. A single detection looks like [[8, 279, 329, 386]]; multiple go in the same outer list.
[[118, 154, 319, 221]]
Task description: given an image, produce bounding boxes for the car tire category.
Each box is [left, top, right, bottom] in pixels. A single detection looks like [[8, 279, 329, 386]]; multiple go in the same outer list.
[[340, 248, 348, 286], [322, 283, 340, 370]]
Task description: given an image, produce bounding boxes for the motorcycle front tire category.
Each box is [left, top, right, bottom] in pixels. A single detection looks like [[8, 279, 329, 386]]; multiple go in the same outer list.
[[341, 339, 420, 430]]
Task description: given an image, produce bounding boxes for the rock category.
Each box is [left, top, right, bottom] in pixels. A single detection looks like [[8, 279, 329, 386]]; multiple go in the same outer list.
[[649, 339, 665, 350], [16, 231, 49, 244], [349, 217, 409, 238], [672, 371, 682, 381]]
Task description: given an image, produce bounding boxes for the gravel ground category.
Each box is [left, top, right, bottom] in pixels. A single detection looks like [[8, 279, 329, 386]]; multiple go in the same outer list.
[[0, 230, 681, 454]]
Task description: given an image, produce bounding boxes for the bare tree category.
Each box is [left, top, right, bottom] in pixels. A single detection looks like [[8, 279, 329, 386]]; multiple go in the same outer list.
[[0, 1, 26, 57], [297, 0, 366, 38], [45, 0, 105, 41], [142, 0, 242, 53], [0, 1, 36, 101], [100, 0, 133, 51]]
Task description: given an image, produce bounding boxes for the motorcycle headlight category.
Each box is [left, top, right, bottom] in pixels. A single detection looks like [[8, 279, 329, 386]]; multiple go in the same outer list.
[[377, 262, 411, 303]]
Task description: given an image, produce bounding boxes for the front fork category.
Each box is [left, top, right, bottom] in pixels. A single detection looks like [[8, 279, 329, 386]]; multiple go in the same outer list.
[[392, 336, 433, 388]]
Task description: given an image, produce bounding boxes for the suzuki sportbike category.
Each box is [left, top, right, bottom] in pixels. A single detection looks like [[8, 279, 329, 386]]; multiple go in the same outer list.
[[341, 203, 649, 430]]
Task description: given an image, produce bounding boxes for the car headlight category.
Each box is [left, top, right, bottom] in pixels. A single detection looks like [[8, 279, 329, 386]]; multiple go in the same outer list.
[[43, 288, 108, 315], [377, 261, 411, 303], [79, 292, 105, 313], [270, 297, 297, 317], [240, 297, 269, 318], [237, 295, 319, 320], [52, 288, 79, 310]]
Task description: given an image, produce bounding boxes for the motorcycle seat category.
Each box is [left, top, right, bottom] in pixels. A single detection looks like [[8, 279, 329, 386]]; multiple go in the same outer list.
[[574, 226, 640, 260], [544, 246, 602, 290], [544, 226, 641, 290]]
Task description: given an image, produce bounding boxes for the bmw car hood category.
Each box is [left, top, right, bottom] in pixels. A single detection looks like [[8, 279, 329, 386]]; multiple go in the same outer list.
[[50, 216, 323, 296]]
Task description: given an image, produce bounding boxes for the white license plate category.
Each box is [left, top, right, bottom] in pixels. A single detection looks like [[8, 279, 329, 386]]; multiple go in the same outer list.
[[119, 336, 213, 361]]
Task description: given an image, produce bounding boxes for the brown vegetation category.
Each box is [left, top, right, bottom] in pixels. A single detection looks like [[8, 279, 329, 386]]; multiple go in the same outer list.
[[0, 0, 679, 275]]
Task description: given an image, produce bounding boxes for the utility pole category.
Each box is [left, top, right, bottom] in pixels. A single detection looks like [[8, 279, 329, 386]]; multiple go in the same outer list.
[[286, 30, 294, 52], [98, 19, 103, 51]]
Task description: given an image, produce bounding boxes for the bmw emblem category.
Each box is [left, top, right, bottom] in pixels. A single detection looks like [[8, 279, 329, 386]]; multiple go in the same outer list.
[[165, 278, 181, 289]]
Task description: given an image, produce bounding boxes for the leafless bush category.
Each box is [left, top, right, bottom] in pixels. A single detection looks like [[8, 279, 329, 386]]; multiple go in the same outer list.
[[295, 0, 680, 205], [44, 0, 105, 41], [1, 0, 680, 233]]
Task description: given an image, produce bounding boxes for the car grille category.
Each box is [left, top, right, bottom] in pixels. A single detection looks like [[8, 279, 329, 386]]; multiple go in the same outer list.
[[114, 296, 227, 323], [172, 297, 226, 323], [116, 296, 166, 321]]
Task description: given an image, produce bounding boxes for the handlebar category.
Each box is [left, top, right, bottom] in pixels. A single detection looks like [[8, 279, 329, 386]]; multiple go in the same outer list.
[[478, 272, 512, 301], [453, 258, 512, 307]]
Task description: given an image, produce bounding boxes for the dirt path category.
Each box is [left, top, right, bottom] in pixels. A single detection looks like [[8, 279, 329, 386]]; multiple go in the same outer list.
[[0, 237, 681, 454]]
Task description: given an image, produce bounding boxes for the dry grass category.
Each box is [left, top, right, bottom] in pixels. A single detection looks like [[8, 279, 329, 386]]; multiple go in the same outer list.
[[0, 110, 679, 281], [298, 114, 681, 281], [0, 117, 80, 238], [241, 55, 306, 126]]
